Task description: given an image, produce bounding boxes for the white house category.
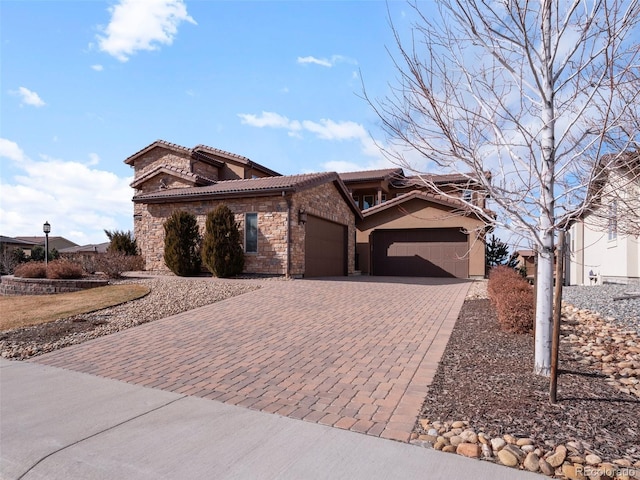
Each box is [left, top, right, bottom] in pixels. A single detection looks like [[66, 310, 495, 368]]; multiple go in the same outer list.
[[567, 151, 640, 285]]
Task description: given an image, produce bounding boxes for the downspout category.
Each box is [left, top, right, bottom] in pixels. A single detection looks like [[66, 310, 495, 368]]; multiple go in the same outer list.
[[285, 192, 292, 278]]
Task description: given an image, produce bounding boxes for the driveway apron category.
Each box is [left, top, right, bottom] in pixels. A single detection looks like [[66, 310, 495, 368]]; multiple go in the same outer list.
[[32, 277, 470, 442]]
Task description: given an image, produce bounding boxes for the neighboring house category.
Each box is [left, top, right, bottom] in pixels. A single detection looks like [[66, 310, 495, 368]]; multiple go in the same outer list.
[[515, 249, 536, 280], [15, 236, 78, 252], [567, 151, 640, 285], [125, 140, 491, 278], [0, 236, 39, 257], [340, 168, 490, 278]]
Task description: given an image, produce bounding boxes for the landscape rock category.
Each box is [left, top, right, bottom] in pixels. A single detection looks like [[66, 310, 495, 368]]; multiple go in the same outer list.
[[562, 463, 586, 480], [497, 449, 519, 467], [546, 445, 568, 468], [523, 452, 540, 472], [539, 458, 555, 476], [456, 442, 481, 458]]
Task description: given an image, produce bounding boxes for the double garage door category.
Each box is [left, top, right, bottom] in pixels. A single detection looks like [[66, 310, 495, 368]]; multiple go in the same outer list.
[[304, 215, 347, 277], [371, 228, 468, 278]]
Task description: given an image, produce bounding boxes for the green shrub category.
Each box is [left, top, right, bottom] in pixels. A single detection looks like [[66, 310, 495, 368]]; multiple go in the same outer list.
[[104, 229, 139, 255], [30, 246, 59, 262], [46, 259, 84, 279], [202, 204, 245, 278], [163, 210, 201, 276], [14, 261, 47, 278], [488, 266, 534, 334]]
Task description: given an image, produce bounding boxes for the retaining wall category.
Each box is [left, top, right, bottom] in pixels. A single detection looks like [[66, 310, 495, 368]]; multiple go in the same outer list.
[[0, 276, 109, 296]]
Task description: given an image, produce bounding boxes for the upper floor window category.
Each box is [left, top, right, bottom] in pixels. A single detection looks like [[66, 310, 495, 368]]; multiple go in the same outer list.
[[245, 213, 258, 253], [608, 201, 617, 241], [462, 189, 473, 202], [363, 195, 375, 210]]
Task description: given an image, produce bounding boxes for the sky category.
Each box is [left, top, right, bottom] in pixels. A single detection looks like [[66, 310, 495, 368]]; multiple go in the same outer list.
[[1, 0, 421, 245]]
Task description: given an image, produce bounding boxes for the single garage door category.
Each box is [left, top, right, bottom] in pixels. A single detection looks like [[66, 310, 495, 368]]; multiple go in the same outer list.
[[305, 215, 347, 277], [371, 228, 468, 278]]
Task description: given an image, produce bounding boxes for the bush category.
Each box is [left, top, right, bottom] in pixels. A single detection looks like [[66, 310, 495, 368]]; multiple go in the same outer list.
[[202, 204, 244, 278], [14, 261, 47, 278], [1, 247, 27, 275], [95, 252, 145, 279], [105, 229, 139, 255], [163, 210, 201, 276], [488, 266, 534, 334], [46, 259, 84, 279], [30, 246, 59, 262]]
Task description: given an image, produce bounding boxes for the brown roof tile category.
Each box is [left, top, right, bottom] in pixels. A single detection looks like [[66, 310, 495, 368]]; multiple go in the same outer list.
[[362, 189, 492, 220], [133, 172, 362, 218], [124, 140, 282, 177], [130, 164, 215, 188], [339, 168, 404, 183]]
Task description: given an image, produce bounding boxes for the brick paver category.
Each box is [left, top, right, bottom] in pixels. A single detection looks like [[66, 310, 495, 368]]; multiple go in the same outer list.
[[33, 276, 470, 442]]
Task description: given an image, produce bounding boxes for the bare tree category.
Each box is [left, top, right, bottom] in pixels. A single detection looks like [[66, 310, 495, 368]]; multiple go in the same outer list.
[[369, 0, 640, 375]]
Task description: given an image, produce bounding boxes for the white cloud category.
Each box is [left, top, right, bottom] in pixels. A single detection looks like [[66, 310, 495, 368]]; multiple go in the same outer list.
[[0, 138, 27, 162], [96, 0, 196, 62], [322, 160, 364, 173], [297, 55, 357, 68], [0, 139, 133, 244], [238, 111, 396, 171], [297, 56, 332, 67], [11, 87, 46, 107], [91, 64, 104, 71], [301, 119, 367, 141]]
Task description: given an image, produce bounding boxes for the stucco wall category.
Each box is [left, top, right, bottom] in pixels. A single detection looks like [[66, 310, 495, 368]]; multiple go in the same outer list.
[[355, 198, 486, 278], [570, 214, 640, 285]]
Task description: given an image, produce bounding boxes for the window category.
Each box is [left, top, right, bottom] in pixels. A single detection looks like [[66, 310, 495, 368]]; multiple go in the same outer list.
[[363, 195, 375, 210], [245, 213, 258, 253], [353, 195, 359, 209], [380, 194, 387, 204], [462, 189, 473, 202], [608, 201, 617, 241]]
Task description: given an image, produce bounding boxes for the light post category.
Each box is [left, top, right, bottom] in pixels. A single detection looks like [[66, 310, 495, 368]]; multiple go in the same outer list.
[[43, 221, 51, 266]]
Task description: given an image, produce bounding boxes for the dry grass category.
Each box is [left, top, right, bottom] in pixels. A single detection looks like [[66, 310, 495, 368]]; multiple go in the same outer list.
[[0, 284, 150, 332]]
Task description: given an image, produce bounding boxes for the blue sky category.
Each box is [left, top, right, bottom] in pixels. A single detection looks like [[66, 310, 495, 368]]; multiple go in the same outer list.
[[1, 0, 419, 245]]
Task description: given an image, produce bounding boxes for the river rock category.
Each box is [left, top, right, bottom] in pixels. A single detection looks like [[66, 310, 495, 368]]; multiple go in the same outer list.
[[497, 449, 519, 467], [539, 458, 555, 476], [524, 452, 540, 472], [456, 442, 481, 458], [451, 420, 466, 429], [442, 445, 457, 453], [562, 463, 586, 480], [449, 435, 463, 447], [491, 437, 506, 451], [546, 445, 568, 468]]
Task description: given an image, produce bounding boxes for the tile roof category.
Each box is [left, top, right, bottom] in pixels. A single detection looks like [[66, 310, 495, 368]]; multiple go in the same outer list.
[[339, 168, 404, 182], [124, 140, 281, 177], [133, 171, 362, 218], [362, 189, 492, 219], [130, 164, 215, 188]]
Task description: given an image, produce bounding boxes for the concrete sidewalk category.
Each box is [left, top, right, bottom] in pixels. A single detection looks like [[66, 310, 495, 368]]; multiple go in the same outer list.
[[1, 359, 541, 480]]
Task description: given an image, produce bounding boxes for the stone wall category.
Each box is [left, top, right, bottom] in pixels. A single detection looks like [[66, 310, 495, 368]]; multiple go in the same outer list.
[[0, 276, 109, 295], [134, 180, 356, 276], [136, 196, 290, 274], [133, 148, 192, 179]]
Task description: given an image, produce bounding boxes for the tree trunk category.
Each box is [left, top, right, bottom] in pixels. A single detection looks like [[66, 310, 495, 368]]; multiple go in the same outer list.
[[534, 0, 556, 377]]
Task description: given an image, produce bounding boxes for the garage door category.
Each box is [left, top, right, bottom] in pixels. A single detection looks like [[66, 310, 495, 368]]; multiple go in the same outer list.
[[305, 215, 347, 277], [371, 228, 468, 278]]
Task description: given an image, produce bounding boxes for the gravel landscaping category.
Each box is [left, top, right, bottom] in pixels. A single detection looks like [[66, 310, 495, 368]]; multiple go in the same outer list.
[[0, 276, 260, 360], [414, 281, 640, 478]]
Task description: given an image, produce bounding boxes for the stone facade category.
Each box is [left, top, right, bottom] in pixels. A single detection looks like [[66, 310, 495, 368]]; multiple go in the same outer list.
[[134, 180, 356, 276]]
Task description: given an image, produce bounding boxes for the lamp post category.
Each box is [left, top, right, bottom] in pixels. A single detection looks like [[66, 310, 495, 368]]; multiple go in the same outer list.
[[43, 221, 51, 266]]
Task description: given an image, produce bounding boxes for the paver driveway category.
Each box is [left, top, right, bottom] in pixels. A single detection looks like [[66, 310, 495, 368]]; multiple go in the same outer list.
[[33, 276, 470, 441]]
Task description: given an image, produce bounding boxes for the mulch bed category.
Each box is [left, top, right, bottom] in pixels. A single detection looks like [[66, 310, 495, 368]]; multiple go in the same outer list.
[[415, 298, 640, 463]]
